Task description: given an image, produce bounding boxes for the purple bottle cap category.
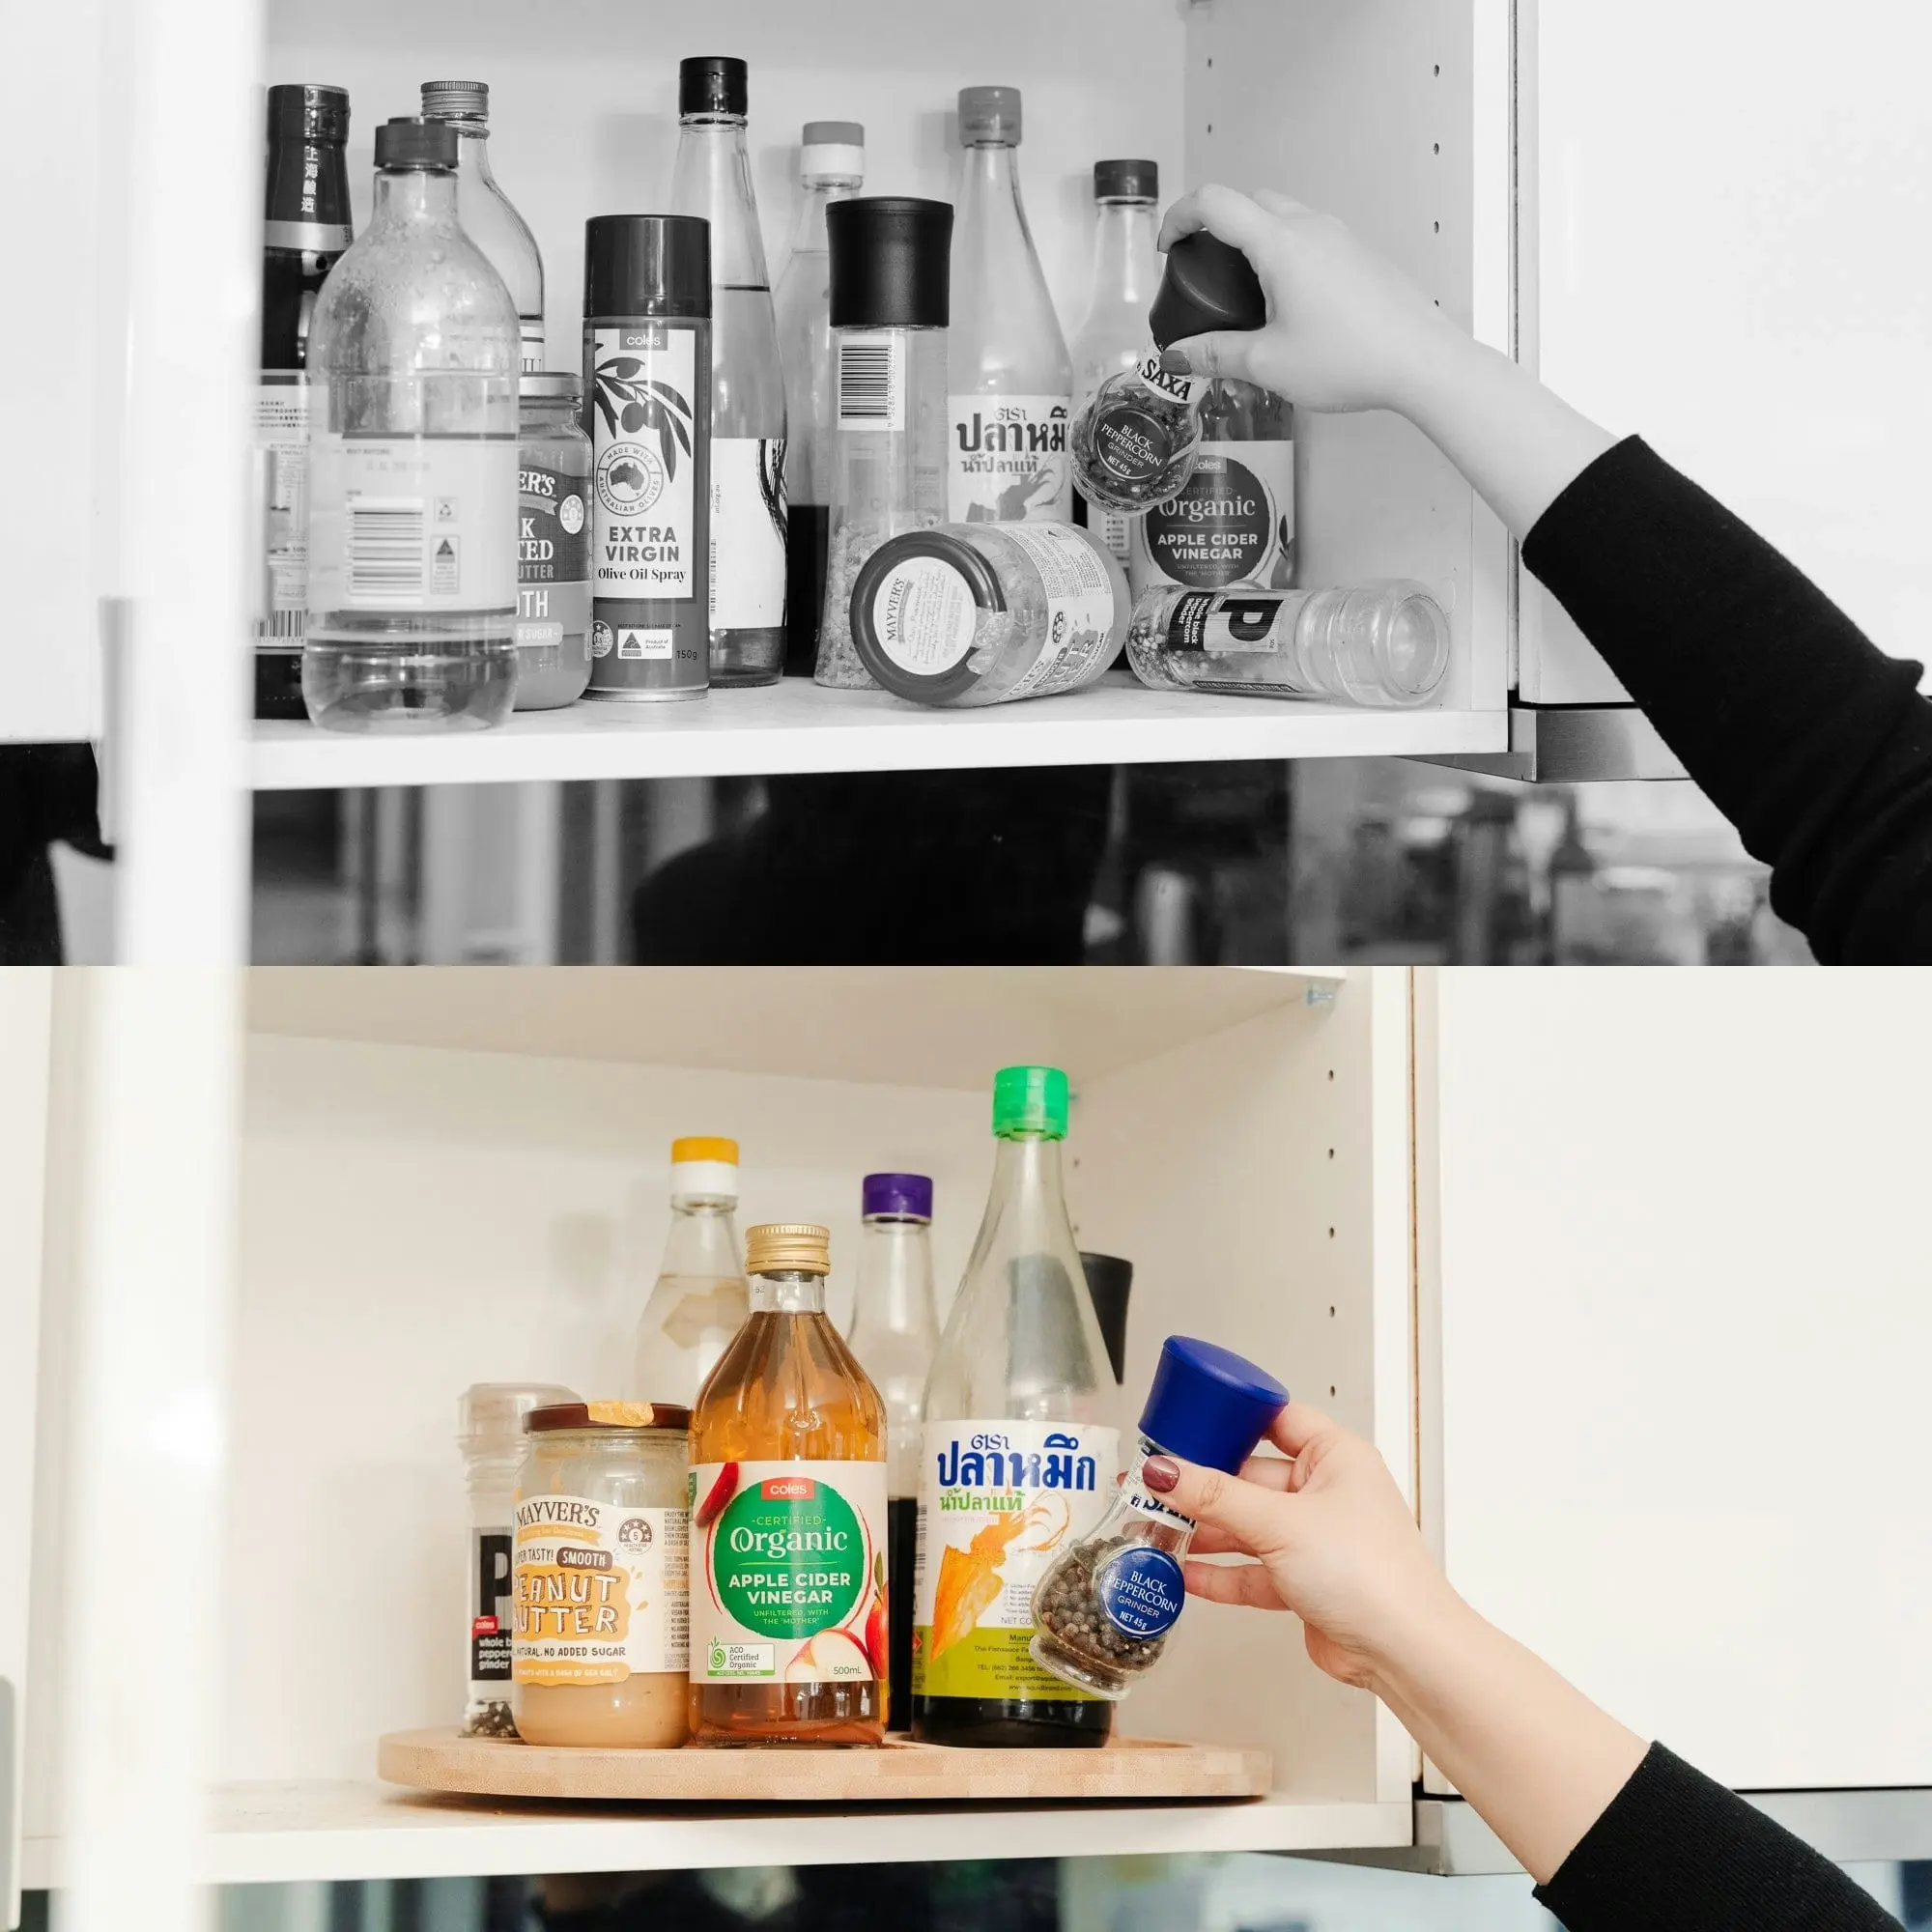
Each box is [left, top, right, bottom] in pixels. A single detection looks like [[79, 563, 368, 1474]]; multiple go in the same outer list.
[[863, 1172, 933, 1220]]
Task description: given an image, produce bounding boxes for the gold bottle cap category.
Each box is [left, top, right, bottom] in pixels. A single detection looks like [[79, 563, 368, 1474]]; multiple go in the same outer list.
[[746, 1222, 832, 1276]]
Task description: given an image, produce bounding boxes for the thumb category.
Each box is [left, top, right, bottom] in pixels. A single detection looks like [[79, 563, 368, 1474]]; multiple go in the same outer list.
[[1150, 1454, 1291, 1557], [1165, 331, 1261, 386]]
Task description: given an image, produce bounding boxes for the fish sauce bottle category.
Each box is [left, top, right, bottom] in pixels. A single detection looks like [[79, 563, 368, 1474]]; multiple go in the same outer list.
[[690, 1224, 889, 1747], [1070, 233, 1268, 516], [302, 117, 520, 732], [843, 1174, 941, 1728], [582, 214, 713, 700], [912, 1067, 1120, 1748], [672, 57, 789, 687], [948, 88, 1073, 526]]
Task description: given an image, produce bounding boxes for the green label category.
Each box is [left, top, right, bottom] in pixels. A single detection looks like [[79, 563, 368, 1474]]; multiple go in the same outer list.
[[714, 1476, 864, 1638], [691, 1460, 888, 1687]]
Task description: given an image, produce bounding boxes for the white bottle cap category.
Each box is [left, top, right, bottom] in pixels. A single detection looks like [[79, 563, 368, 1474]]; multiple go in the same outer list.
[[669, 1135, 740, 1201], [802, 119, 866, 182]]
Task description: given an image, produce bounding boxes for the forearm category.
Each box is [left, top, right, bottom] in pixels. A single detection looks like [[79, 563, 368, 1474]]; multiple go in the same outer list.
[[1389, 327, 1620, 544], [1370, 1593, 1648, 1886]]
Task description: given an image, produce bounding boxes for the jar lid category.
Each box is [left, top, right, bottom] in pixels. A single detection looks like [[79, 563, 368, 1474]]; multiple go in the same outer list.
[[849, 529, 1005, 705], [829, 197, 952, 330], [525, 1400, 693, 1435], [746, 1223, 831, 1276], [458, 1381, 579, 1453], [1138, 1337, 1288, 1474], [520, 371, 582, 403]]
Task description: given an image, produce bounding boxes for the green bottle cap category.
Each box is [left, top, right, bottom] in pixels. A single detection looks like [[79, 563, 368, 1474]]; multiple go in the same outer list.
[[992, 1065, 1069, 1140]]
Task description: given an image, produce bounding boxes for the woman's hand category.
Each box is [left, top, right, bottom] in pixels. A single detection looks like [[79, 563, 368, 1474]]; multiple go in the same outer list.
[[1145, 1400, 1459, 1692], [1156, 185, 1466, 414]]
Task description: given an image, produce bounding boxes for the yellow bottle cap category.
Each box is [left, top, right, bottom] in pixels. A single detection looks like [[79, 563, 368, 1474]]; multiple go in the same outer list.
[[672, 1136, 739, 1165]]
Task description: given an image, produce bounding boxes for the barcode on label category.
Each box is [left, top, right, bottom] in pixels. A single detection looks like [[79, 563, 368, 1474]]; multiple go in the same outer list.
[[838, 334, 904, 434], [347, 498, 427, 602]]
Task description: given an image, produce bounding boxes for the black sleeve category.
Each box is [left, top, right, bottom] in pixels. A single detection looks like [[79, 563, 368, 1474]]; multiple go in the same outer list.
[[1520, 438, 1932, 962], [1533, 1743, 1902, 1931]]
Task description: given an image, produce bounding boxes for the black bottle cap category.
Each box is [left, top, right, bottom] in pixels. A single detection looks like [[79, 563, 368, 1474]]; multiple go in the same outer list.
[[828, 197, 952, 330], [1094, 159, 1158, 202], [268, 84, 349, 144], [375, 117, 457, 171], [583, 214, 713, 321], [681, 56, 749, 118], [1079, 1252, 1135, 1385], [1149, 231, 1268, 349]]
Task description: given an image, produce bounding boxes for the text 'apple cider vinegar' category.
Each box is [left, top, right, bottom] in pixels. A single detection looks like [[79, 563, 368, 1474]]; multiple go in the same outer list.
[[689, 1222, 890, 1745]]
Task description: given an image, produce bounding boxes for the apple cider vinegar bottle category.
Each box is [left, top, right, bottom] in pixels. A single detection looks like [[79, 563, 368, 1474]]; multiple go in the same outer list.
[[689, 1223, 889, 1746]]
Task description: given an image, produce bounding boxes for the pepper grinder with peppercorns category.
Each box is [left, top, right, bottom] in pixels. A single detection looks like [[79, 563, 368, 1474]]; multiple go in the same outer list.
[[1029, 1336, 1288, 1699]]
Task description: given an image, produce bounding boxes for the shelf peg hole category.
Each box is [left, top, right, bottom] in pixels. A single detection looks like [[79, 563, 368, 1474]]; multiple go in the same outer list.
[[1328, 1227, 1336, 1239], [1328, 1306, 1336, 1318], [1434, 63, 1441, 76], [1327, 1147, 1335, 1160], [1329, 1385, 1337, 1398], [1434, 142, 1441, 156], [1434, 220, 1441, 234]]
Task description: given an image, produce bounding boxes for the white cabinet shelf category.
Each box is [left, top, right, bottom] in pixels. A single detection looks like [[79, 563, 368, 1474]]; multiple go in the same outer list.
[[249, 676, 1507, 792], [18, 1783, 1412, 1888]]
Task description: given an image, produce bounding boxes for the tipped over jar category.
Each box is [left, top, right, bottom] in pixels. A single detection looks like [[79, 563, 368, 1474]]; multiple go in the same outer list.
[[1031, 1336, 1288, 1700]]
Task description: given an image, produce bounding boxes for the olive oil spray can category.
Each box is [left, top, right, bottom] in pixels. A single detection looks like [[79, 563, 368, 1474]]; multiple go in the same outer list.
[[582, 214, 713, 700]]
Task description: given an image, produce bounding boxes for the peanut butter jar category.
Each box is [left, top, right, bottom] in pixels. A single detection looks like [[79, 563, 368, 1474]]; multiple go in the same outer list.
[[511, 1402, 692, 1747]]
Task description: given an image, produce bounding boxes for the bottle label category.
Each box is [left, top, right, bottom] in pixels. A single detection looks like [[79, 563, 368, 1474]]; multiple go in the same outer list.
[[306, 433, 518, 616], [838, 332, 907, 435], [1155, 590, 1291, 655], [1130, 443, 1295, 596], [912, 1420, 1119, 1703], [255, 375, 312, 650], [710, 438, 789, 631], [868, 556, 981, 674], [1088, 343, 1193, 489], [993, 524, 1123, 699], [948, 395, 1072, 523], [1087, 499, 1135, 569], [520, 319, 547, 376], [512, 1494, 690, 1688], [517, 459, 591, 659], [690, 1461, 889, 1686], [469, 1525, 515, 1689], [589, 324, 701, 603]]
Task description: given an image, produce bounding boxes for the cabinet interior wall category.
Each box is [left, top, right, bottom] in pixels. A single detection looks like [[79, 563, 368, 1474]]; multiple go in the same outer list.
[[201, 970, 1406, 1803]]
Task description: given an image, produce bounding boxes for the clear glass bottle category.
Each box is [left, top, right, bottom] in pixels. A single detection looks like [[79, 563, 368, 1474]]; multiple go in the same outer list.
[[849, 522, 1129, 707], [1070, 159, 1161, 568], [912, 1067, 1119, 1749], [671, 57, 788, 688], [256, 83, 354, 724], [458, 1379, 576, 1737], [1070, 233, 1268, 516], [1125, 580, 1450, 710], [814, 196, 954, 691], [844, 1174, 940, 1730], [514, 373, 592, 710], [948, 88, 1073, 526], [420, 81, 546, 373], [627, 1137, 750, 1408], [775, 122, 867, 677], [303, 117, 520, 733], [690, 1224, 888, 1747], [1032, 1338, 1287, 1700]]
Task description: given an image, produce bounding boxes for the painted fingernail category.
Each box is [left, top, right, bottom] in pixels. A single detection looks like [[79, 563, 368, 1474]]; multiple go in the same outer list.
[[1143, 1455, 1180, 1492], [1159, 348, 1193, 377]]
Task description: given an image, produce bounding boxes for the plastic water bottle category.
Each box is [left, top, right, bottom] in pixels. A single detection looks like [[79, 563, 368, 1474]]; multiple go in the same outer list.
[[303, 116, 521, 732]]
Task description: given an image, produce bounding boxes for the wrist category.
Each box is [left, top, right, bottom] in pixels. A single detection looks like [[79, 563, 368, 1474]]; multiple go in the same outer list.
[[1383, 313, 1492, 431], [1360, 1573, 1484, 1707]]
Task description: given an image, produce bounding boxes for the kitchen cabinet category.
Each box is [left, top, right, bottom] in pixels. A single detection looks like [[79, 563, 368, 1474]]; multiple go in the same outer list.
[[14, 965, 1932, 1924], [1418, 968, 1932, 1791]]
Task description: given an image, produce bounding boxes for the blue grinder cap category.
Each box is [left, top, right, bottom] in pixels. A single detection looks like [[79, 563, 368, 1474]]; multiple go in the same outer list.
[[1139, 1336, 1289, 1473]]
